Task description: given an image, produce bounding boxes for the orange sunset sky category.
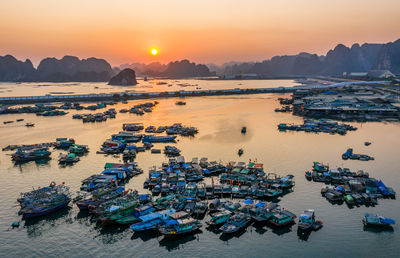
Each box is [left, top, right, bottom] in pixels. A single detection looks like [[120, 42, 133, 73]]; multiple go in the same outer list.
[[1, 0, 400, 66]]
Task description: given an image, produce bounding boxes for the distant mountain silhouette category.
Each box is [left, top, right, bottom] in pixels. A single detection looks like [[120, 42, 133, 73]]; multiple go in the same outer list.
[[121, 60, 215, 78], [108, 68, 137, 85], [0, 55, 36, 81], [0, 55, 114, 82], [210, 38, 400, 76]]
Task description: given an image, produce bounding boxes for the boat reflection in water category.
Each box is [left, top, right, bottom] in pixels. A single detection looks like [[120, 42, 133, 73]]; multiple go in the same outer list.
[[158, 233, 199, 251]]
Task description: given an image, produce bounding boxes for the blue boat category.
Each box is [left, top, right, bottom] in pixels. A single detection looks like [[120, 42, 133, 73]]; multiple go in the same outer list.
[[159, 218, 202, 237], [363, 213, 395, 227], [142, 135, 177, 143], [130, 209, 176, 232], [23, 197, 71, 218]]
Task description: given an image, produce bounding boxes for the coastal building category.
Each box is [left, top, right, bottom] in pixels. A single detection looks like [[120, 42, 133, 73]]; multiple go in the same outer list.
[[366, 70, 395, 79]]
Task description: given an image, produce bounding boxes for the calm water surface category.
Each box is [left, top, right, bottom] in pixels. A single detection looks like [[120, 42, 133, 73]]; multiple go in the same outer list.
[[0, 79, 297, 97], [0, 87, 399, 257]]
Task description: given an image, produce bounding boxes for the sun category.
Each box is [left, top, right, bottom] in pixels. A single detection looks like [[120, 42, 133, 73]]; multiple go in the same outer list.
[[150, 48, 159, 56]]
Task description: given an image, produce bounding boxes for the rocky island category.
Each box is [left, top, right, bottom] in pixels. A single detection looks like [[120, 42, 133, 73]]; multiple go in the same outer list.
[[108, 68, 137, 85]]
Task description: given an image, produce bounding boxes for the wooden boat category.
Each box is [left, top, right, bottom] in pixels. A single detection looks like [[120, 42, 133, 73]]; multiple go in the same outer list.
[[159, 218, 202, 237], [249, 202, 278, 222], [298, 209, 323, 231], [269, 209, 296, 227], [220, 213, 251, 234], [363, 213, 395, 227], [206, 210, 232, 226], [130, 209, 176, 232], [193, 202, 208, 216]]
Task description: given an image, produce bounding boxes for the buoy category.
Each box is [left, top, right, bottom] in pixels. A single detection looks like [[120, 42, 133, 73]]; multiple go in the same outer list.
[[11, 222, 20, 228]]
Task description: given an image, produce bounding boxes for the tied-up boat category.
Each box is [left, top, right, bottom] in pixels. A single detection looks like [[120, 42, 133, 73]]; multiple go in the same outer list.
[[249, 202, 278, 222], [142, 135, 177, 143], [298, 209, 323, 231], [18, 182, 71, 218], [220, 213, 251, 234], [269, 209, 296, 227], [206, 210, 232, 226], [363, 213, 395, 227], [75, 186, 125, 210], [98, 199, 140, 225], [115, 204, 154, 225], [12, 147, 51, 162], [158, 218, 202, 237], [130, 209, 176, 232]]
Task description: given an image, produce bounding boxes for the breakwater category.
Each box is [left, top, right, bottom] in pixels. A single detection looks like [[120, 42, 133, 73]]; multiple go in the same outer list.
[[0, 87, 296, 105]]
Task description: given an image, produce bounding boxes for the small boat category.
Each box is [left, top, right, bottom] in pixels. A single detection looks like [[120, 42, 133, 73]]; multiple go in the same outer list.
[[25, 123, 35, 127], [3, 121, 14, 124], [364, 142, 371, 146], [130, 209, 176, 232], [142, 135, 177, 143], [241, 127, 247, 134], [344, 194, 355, 206], [159, 218, 202, 237], [238, 148, 243, 156], [313, 162, 329, 172], [116, 204, 154, 225], [206, 210, 232, 226], [269, 209, 296, 227], [298, 209, 323, 231], [305, 171, 312, 180], [220, 213, 251, 234], [249, 202, 278, 222], [16, 119, 24, 122], [209, 199, 222, 212], [193, 202, 208, 216], [363, 213, 395, 227]]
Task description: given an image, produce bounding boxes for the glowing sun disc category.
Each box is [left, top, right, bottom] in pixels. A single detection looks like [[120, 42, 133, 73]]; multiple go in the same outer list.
[[151, 48, 158, 56]]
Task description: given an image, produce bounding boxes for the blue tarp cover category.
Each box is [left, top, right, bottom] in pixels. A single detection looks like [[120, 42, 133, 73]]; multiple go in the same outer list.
[[165, 219, 178, 226], [243, 199, 253, 205], [255, 202, 265, 208]]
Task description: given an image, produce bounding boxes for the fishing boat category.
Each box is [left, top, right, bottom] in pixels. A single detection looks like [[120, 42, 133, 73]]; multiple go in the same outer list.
[[193, 202, 208, 216], [269, 209, 296, 227], [116, 204, 154, 225], [220, 213, 251, 234], [19, 183, 71, 218], [209, 199, 222, 212], [249, 202, 278, 222], [363, 213, 395, 227], [313, 162, 329, 172], [344, 194, 355, 206], [206, 210, 232, 226], [12, 147, 51, 162], [142, 135, 177, 143], [58, 153, 79, 164], [130, 209, 176, 232], [298, 209, 323, 231], [159, 218, 202, 237]]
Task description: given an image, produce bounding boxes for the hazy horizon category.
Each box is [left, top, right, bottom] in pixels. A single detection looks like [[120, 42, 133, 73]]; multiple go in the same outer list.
[[1, 0, 400, 67]]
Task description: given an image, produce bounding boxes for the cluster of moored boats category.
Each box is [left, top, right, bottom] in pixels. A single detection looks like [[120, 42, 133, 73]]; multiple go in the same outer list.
[[72, 108, 117, 122], [119, 101, 158, 115], [306, 162, 395, 207], [9, 138, 88, 164], [144, 158, 295, 199], [98, 123, 197, 156], [278, 119, 357, 135]]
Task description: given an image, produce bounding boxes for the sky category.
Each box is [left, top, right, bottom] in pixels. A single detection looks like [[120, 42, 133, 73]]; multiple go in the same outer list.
[[1, 0, 400, 67]]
